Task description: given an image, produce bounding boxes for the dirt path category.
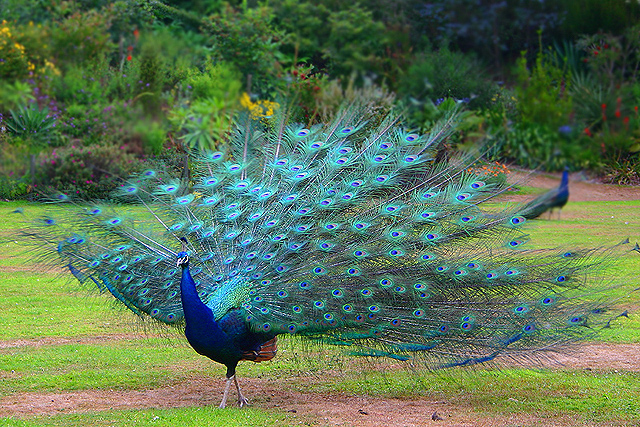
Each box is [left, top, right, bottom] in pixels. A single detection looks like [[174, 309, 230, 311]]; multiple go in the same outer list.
[[507, 170, 640, 202], [0, 379, 596, 427]]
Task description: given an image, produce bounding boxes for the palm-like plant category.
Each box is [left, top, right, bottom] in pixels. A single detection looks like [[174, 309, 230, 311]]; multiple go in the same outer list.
[[4, 104, 57, 186]]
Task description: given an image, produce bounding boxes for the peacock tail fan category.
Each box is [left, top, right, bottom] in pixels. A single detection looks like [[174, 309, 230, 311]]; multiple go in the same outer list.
[[18, 104, 633, 369]]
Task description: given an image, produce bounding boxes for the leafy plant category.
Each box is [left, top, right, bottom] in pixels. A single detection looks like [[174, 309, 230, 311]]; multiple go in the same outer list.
[[169, 62, 242, 152], [49, 9, 114, 68], [174, 98, 234, 152], [397, 44, 494, 121], [36, 143, 142, 198], [4, 104, 57, 143], [514, 45, 572, 130]]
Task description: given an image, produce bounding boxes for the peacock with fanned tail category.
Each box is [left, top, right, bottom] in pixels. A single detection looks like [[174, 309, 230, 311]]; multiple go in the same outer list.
[[20, 106, 631, 408]]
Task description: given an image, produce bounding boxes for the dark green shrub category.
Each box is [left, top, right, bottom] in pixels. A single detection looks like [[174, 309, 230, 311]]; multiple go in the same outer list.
[[397, 46, 494, 110], [49, 10, 114, 68], [36, 143, 144, 198], [207, 4, 285, 96]]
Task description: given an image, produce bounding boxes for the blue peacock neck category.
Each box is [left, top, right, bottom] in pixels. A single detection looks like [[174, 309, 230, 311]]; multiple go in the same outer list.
[[560, 169, 569, 188], [178, 251, 214, 328]]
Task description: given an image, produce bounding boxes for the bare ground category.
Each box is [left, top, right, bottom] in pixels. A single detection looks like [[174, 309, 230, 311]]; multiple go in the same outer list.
[[505, 170, 640, 203], [2, 176, 640, 426]]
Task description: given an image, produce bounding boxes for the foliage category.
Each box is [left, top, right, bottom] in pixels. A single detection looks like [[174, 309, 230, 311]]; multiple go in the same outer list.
[[36, 143, 143, 198], [0, 80, 34, 109], [49, 9, 114, 69], [558, 0, 640, 39], [0, 19, 36, 80], [576, 24, 640, 89], [498, 122, 595, 171], [132, 119, 166, 155], [3, 0, 640, 194], [280, 64, 327, 124], [397, 44, 495, 118], [271, 1, 387, 80], [206, 4, 286, 96], [169, 62, 242, 152], [4, 104, 58, 148], [514, 45, 572, 130]]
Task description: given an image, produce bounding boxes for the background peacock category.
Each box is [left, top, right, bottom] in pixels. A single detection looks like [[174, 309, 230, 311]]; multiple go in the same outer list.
[[520, 167, 570, 220], [19, 105, 630, 408]]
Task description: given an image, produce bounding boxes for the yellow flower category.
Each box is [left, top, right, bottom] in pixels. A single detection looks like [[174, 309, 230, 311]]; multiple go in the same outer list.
[[239, 92, 252, 109], [240, 92, 279, 119]]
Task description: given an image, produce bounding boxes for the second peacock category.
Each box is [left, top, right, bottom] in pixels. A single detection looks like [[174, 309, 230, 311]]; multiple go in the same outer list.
[[21, 105, 631, 408]]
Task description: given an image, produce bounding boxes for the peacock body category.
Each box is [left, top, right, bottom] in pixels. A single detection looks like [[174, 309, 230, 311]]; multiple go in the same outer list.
[[520, 167, 570, 220], [20, 107, 629, 407]]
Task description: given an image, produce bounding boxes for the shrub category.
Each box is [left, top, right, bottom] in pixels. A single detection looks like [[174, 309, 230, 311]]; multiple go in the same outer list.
[[36, 143, 144, 198], [514, 46, 572, 130], [49, 10, 114, 69]]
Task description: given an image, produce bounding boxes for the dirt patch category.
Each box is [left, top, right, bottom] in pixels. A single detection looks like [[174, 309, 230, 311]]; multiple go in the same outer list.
[[0, 334, 150, 350], [506, 170, 640, 203]]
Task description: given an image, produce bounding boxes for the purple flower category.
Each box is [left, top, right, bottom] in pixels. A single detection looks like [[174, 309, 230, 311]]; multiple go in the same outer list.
[[558, 125, 572, 135]]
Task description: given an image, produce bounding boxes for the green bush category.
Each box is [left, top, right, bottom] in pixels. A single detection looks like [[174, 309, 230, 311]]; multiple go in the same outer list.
[[514, 47, 572, 131], [36, 143, 143, 198], [399, 46, 494, 105], [207, 4, 286, 96], [50, 9, 114, 69], [497, 122, 596, 171]]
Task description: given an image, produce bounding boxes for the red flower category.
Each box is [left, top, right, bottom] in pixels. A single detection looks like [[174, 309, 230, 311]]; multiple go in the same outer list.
[[615, 110, 621, 118], [601, 103, 607, 110], [624, 116, 630, 125], [133, 29, 140, 40], [127, 55, 132, 61], [583, 127, 592, 137]]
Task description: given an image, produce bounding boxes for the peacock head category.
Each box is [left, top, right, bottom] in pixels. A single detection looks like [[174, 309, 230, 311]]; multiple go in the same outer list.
[[177, 237, 190, 267], [176, 251, 189, 267]]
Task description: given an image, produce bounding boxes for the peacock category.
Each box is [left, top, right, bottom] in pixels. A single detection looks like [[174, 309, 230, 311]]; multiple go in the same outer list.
[[18, 106, 631, 408], [520, 167, 570, 220]]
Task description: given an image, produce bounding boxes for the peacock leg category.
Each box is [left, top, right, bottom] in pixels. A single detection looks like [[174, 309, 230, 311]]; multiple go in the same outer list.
[[219, 376, 233, 409], [234, 375, 249, 407]]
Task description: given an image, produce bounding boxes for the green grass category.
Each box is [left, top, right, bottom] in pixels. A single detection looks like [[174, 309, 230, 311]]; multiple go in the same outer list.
[[0, 407, 297, 427], [1, 199, 640, 426], [0, 340, 207, 394]]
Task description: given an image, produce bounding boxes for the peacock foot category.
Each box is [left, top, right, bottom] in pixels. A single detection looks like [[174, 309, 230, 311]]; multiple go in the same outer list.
[[218, 374, 249, 408], [234, 375, 249, 408], [237, 395, 249, 408]]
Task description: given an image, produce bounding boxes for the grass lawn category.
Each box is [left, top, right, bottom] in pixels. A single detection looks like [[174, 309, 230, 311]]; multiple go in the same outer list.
[[1, 198, 639, 426]]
